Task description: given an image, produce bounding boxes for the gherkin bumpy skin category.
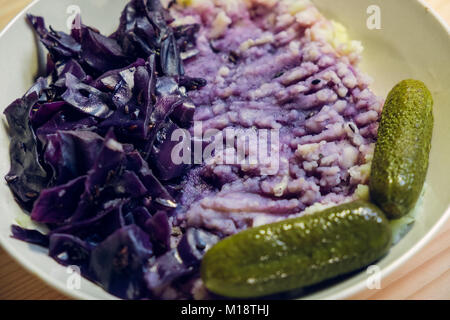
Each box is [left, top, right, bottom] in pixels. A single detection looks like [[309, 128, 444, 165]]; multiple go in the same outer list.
[[201, 200, 391, 298], [370, 79, 433, 219]]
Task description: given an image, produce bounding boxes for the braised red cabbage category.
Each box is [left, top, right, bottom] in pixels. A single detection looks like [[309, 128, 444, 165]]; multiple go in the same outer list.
[[89, 225, 153, 299], [5, 93, 49, 209], [11, 225, 49, 247], [49, 233, 93, 275]]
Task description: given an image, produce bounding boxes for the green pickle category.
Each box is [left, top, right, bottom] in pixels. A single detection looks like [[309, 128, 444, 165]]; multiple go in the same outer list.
[[201, 200, 391, 298], [370, 79, 433, 219]]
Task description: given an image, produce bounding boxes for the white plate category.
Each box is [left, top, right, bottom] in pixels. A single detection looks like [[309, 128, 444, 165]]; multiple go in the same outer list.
[[0, 0, 449, 300]]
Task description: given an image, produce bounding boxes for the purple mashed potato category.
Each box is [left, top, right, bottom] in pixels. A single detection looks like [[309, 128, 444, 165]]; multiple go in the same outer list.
[[170, 0, 383, 239]]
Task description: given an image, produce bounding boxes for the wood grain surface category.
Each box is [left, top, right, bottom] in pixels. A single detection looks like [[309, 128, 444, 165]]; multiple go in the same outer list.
[[0, 0, 449, 300]]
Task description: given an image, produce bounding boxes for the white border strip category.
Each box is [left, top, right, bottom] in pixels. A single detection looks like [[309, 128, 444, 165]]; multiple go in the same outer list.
[[0, 0, 449, 301]]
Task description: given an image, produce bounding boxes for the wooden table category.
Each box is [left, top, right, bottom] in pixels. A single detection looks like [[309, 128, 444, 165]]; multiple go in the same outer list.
[[0, 0, 449, 300]]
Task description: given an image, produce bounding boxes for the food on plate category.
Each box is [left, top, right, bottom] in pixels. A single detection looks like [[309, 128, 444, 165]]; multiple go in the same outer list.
[[370, 80, 433, 219], [3, 0, 432, 300], [201, 200, 392, 298]]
